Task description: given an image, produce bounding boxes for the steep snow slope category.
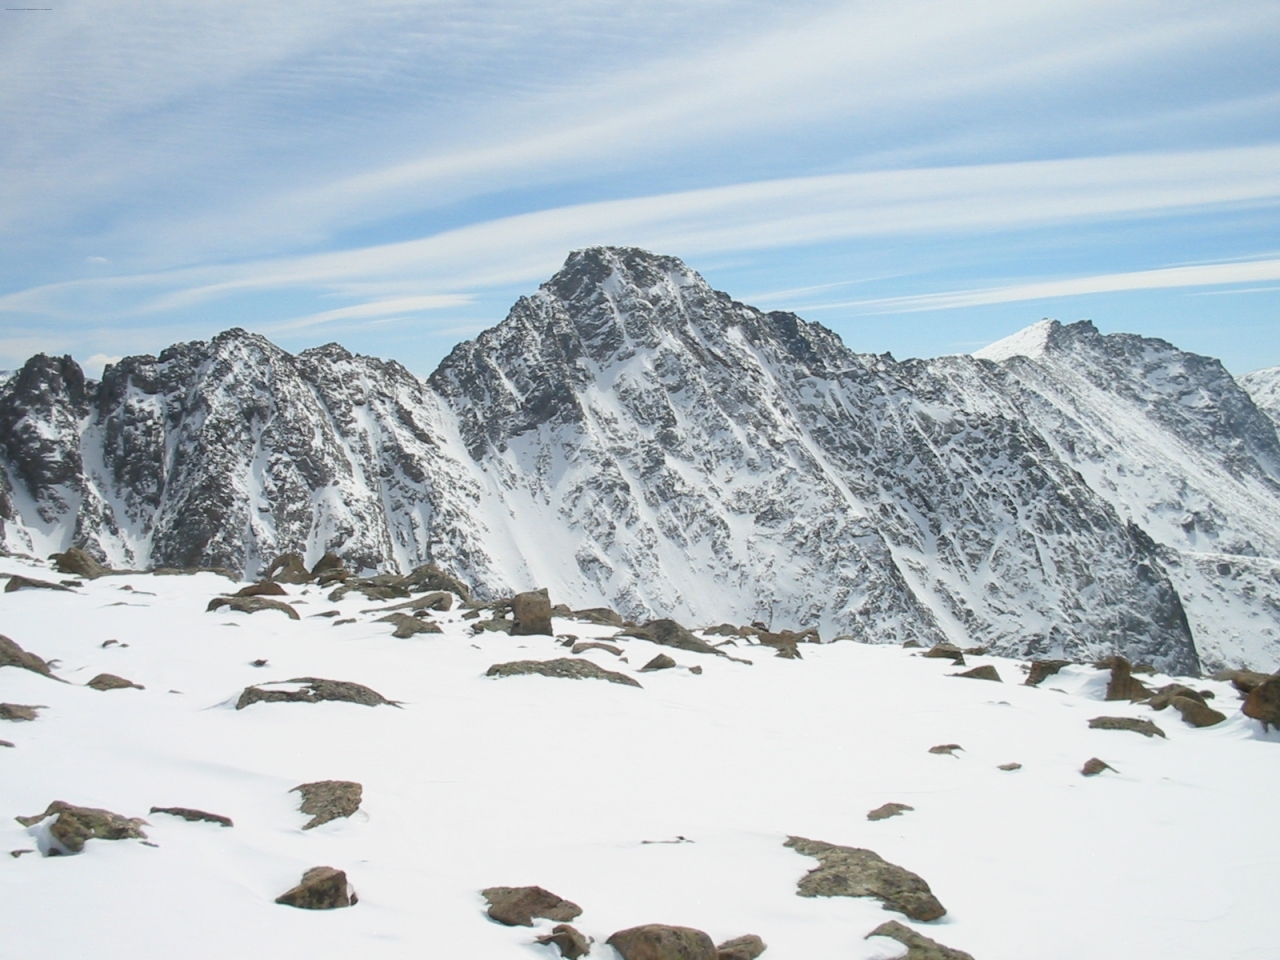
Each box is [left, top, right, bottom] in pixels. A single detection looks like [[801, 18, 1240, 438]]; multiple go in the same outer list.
[[1, 557, 1276, 960], [1239, 364, 1280, 427]]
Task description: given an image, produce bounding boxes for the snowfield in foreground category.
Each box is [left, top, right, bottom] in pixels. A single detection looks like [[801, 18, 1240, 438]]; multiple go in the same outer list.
[[1, 555, 1277, 960]]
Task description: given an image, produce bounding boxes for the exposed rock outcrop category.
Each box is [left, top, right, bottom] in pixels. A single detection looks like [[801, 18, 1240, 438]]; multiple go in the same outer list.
[[0, 635, 59, 679], [866, 920, 975, 960], [606, 924, 716, 960], [481, 885, 581, 926], [486, 658, 641, 688], [1088, 716, 1166, 738], [536, 923, 593, 958], [512, 588, 554, 636], [16, 801, 147, 853], [235, 677, 398, 709], [784, 836, 946, 921], [293, 780, 362, 829], [149, 806, 233, 827], [275, 866, 357, 909]]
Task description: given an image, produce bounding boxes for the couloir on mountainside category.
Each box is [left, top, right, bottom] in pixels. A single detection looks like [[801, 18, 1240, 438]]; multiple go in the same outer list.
[[3, 247, 1280, 674]]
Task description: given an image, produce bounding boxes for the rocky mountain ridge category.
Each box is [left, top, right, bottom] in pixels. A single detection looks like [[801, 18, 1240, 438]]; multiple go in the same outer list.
[[3, 247, 1279, 673]]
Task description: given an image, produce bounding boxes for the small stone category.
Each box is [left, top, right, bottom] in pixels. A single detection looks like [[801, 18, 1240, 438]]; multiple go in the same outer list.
[[785, 836, 946, 921], [10, 849, 34, 858], [928, 743, 963, 755], [0, 703, 42, 721], [997, 762, 1022, 771], [206, 595, 300, 619], [482, 885, 582, 926], [640, 654, 678, 672], [0, 739, 12, 747], [867, 802, 914, 821], [606, 924, 716, 960], [87, 673, 144, 691], [952, 665, 1001, 682], [486, 658, 641, 688], [1242, 675, 1280, 730], [15, 801, 148, 853], [1081, 757, 1115, 776], [149, 806, 233, 827], [1088, 716, 1166, 738], [866, 920, 975, 960], [235, 677, 398, 709], [536, 923, 593, 959], [689, 665, 703, 675], [571, 641, 623, 656], [292, 780, 362, 829], [1025, 659, 1072, 686], [251, 659, 268, 667], [333, 618, 356, 625], [715, 934, 767, 960], [512, 588, 554, 636], [275, 866, 357, 909]]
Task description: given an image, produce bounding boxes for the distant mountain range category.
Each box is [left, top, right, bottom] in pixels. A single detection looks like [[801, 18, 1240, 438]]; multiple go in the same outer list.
[[4, 247, 1280, 674]]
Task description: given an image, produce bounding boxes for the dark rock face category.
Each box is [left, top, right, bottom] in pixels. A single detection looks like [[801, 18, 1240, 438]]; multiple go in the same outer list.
[[1025, 659, 1072, 685], [6, 248, 1280, 672], [605, 924, 716, 960], [784, 836, 946, 921], [275, 866, 357, 909], [235, 677, 397, 709], [149, 806, 233, 827], [536, 924, 593, 958], [485, 658, 641, 688], [292, 780, 362, 829], [15, 801, 147, 853], [1242, 675, 1280, 729], [481, 886, 582, 926], [1089, 716, 1166, 738], [866, 920, 975, 960]]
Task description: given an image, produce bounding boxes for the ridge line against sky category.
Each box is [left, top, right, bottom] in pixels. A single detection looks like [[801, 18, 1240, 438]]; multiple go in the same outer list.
[[1, 0, 1278, 376]]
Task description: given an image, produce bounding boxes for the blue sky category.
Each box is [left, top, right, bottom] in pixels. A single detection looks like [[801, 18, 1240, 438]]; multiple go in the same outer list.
[[2, 0, 1278, 378]]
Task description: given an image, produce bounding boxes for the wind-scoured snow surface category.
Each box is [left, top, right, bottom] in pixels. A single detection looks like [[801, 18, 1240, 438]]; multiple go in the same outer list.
[[3, 248, 1280, 671], [1, 558, 1277, 960]]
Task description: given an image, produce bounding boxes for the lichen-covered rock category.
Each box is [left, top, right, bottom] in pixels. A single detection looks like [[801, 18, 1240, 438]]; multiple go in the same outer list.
[[149, 806, 233, 827], [865, 920, 975, 960], [292, 780, 362, 829], [512, 588, 554, 636], [784, 836, 946, 921], [87, 673, 143, 691], [1242, 675, 1280, 730], [206, 595, 299, 619], [715, 934, 767, 960], [49, 546, 109, 579], [15, 801, 147, 853], [1088, 716, 1166, 738], [481, 885, 581, 926], [606, 924, 716, 960], [537, 923, 593, 959], [275, 866, 357, 909], [235, 677, 398, 709], [486, 658, 641, 688], [0, 635, 59, 679]]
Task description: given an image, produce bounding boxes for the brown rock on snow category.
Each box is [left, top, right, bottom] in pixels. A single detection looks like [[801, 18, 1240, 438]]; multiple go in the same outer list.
[[263, 552, 313, 584], [482, 885, 582, 926], [366, 591, 453, 614], [922, 644, 965, 664], [0, 703, 43, 721], [620, 619, 726, 658], [928, 744, 963, 756], [572, 641, 623, 656], [87, 673, 143, 691], [149, 806, 233, 827], [715, 934, 767, 960], [952, 665, 1001, 682], [606, 924, 716, 960], [1212, 668, 1273, 695], [293, 780, 362, 829], [867, 802, 914, 821], [1168, 696, 1228, 727], [1081, 757, 1115, 776], [573, 607, 626, 626], [784, 836, 946, 921], [997, 762, 1023, 771], [207, 595, 300, 619], [486, 658, 641, 688], [512, 588, 554, 636], [866, 920, 975, 960], [537, 923, 593, 959], [0, 634, 61, 680], [1025, 659, 1072, 686], [4, 574, 73, 593], [235, 677, 399, 710], [309, 552, 349, 584], [1099, 656, 1152, 702], [1088, 716, 1166, 738], [50, 546, 110, 579], [376, 612, 443, 638], [640, 654, 678, 672], [15, 801, 148, 853], [1242, 675, 1280, 730], [232, 580, 288, 598], [401, 562, 472, 600], [275, 866, 357, 909]]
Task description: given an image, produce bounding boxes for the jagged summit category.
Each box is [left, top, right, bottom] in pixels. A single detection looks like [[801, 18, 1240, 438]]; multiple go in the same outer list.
[[3, 249, 1280, 671]]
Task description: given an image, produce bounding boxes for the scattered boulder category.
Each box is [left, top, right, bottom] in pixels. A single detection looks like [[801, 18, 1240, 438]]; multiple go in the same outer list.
[[0, 703, 42, 721], [232, 581, 287, 598], [922, 644, 965, 664], [15, 801, 147, 853], [715, 934, 767, 960], [866, 920, 975, 960], [703, 624, 739, 637], [329, 578, 410, 602], [1147, 683, 1207, 708], [486, 658, 641, 688], [376, 612, 443, 638], [620, 620, 728, 658], [953, 665, 1001, 682], [928, 744, 962, 756], [310, 552, 349, 584], [1098, 656, 1152, 701], [263, 553, 313, 584], [87, 673, 143, 691], [482, 885, 582, 926], [402, 562, 471, 600], [293, 780, 362, 829], [537, 923, 593, 959], [997, 762, 1022, 771], [1167, 696, 1227, 727], [756, 627, 819, 658], [0, 635, 60, 679], [367, 591, 453, 614], [784, 836, 946, 921], [572, 641, 623, 656], [1088, 716, 1166, 738], [640, 654, 678, 672], [606, 924, 716, 960], [867, 803, 914, 821], [275, 866, 357, 909], [149, 806, 233, 827], [4, 574, 73, 593], [1212, 668, 1273, 695], [206, 595, 299, 620], [473, 617, 516, 634], [49, 546, 110, 579], [1025, 659, 1072, 686], [1242, 675, 1280, 730], [573, 606, 625, 626], [512, 588, 554, 636], [1081, 757, 1115, 776], [235, 677, 399, 710]]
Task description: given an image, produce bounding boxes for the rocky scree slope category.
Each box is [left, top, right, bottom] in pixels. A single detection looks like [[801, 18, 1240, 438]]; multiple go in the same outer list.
[[2, 248, 1279, 673]]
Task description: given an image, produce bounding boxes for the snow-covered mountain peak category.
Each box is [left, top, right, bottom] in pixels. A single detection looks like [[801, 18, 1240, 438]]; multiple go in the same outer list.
[[1239, 364, 1280, 427], [973, 318, 1058, 361]]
